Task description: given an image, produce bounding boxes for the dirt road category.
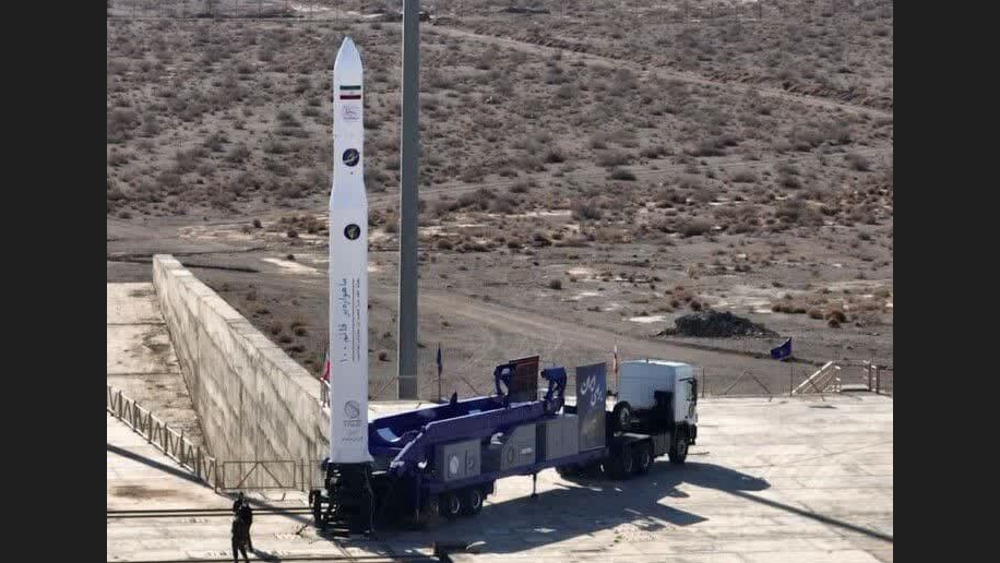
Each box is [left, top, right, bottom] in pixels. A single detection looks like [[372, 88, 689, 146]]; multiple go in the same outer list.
[[426, 25, 893, 120], [374, 284, 807, 396]]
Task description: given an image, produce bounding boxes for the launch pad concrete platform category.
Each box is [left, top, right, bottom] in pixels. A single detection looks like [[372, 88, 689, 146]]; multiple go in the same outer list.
[[107, 394, 892, 563], [107, 269, 891, 562]]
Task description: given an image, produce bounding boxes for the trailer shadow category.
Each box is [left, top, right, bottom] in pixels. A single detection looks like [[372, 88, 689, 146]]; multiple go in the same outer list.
[[377, 462, 768, 556]]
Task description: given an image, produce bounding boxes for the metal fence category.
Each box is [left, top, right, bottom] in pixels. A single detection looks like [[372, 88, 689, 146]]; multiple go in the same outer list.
[[108, 385, 327, 492], [107, 0, 895, 22], [107, 385, 219, 488], [217, 459, 328, 491], [873, 366, 893, 396], [699, 361, 894, 398], [108, 0, 332, 19], [318, 360, 893, 404]]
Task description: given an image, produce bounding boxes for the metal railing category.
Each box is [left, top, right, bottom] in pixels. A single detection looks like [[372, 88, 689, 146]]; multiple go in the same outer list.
[[109, 385, 328, 493], [700, 360, 894, 398], [109, 0, 330, 19], [792, 361, 842, 395], [873, 366, 893, 396], [218, 460, 300, 491], [217, 459, 327, 492], [720, 370, 775, 397], [107, 385, 219, 490]]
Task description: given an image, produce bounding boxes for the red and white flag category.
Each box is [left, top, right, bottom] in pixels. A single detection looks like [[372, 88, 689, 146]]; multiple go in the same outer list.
[[321, 349, 331, 382]]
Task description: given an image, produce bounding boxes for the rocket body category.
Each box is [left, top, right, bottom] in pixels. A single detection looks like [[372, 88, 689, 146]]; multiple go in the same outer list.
[[328, 37, 372, 464]]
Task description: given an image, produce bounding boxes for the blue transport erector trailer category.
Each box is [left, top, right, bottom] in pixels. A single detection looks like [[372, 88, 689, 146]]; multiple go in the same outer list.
[[309, 356, 699, 532]]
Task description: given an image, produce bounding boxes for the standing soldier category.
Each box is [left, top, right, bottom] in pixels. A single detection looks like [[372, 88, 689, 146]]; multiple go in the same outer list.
[[239, 498, 255, 552], [232, 492, 255, 552], [232, 491, 245, 514], [231, 513, 250, 563]]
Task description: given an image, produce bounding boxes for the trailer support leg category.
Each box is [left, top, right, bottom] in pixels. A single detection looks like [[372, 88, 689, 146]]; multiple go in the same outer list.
[[531, 472, 538, 499]]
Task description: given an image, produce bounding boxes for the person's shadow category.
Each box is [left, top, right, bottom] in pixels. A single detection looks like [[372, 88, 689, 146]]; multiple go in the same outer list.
[[249, 548, 280, 562]]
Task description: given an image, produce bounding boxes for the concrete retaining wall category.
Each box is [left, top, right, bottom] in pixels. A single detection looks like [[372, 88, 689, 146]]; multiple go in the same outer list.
[[153, 255, 329, 472]]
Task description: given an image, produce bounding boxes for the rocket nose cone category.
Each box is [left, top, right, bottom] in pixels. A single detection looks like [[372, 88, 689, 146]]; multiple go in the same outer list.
[[335, 37, 362, 77]]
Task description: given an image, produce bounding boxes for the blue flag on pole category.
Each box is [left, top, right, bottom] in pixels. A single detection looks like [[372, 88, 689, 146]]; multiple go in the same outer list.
[[436, 344, 442, 376], [770, 338, 792, 360]]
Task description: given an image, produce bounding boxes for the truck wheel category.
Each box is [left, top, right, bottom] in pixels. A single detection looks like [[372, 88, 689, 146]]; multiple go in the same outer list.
[[668, 428, 689, 464], [461, 488, 484, 516], [440, 492, 462, 520], [613, 402, 632, 432], [621, 449, 635, 475], [634, 443, 653, 474]]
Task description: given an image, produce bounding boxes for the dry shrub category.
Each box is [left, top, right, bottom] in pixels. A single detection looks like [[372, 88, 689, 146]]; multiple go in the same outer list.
[[596, 150, 630, 168], [608, 168, 637, 181], [532, 231, 552, 247], [572, 201, 603, 221], [680, 219, 712, 237], [776, 199, 823, 227], [846, 153, 871, 171], [825, 309, 847, 323]]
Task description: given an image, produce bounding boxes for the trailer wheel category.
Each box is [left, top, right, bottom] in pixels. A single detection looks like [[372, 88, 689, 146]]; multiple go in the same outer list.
[[610, 446, 636, 479], [590, 461, 608, 479], [461, 488, 484, 516], [669, 428, 689, 464], [612, 402, 632, 432], [635, 443, 653, 474], [440, 492, 462, 520], [421, 495, 440, 520]]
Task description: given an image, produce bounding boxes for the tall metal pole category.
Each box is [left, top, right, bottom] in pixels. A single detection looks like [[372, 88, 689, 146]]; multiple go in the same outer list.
[[397, 0, 421, 400]]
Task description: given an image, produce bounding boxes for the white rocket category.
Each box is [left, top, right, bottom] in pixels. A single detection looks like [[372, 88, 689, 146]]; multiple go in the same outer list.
[[328, 37, 372, 464]]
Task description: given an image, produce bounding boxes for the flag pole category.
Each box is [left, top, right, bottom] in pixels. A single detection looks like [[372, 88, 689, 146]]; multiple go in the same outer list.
[[615, 339, 621, 397]]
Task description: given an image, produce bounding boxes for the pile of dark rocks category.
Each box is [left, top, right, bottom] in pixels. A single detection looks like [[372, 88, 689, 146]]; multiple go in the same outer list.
[[660, 310, 778, 338]]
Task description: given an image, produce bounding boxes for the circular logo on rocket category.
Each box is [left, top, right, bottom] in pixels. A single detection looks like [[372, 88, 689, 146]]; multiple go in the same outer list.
[[344, 400, 361, 420], [342, 148, 360, 167], [344, 224, 361, 240]]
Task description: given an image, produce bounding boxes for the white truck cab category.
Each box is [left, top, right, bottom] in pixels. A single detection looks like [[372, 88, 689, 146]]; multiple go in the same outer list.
[[619, 359, 698, 424], [612, 359, 699, 464]]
